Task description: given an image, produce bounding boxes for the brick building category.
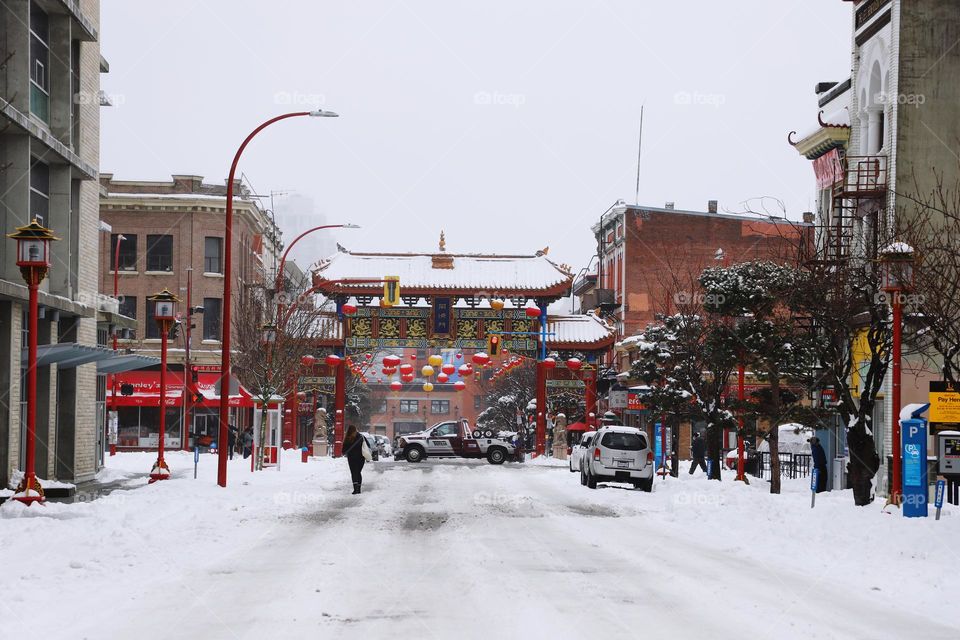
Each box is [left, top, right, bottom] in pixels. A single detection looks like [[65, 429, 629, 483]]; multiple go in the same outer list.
[[0, 0, 116, 485], [98, 174, 283, 449], [578, 200, 811, 340]]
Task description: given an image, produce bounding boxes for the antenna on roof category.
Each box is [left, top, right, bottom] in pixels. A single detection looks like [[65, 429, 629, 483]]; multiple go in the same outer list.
[[634, 105, 644, 205]]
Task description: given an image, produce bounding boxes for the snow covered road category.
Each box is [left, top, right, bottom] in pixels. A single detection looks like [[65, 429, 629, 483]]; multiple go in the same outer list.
[[2, 452, 959, 640]]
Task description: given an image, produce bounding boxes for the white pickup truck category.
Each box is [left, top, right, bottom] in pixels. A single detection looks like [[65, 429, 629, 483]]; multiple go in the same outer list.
[[395, 419, 516, 465]]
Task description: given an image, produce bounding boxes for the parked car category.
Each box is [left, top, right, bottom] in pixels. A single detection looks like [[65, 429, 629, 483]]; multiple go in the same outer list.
[[359, 432, 379, 461], [568, 431, 597, 473], [373, 434, 392, 458], [580, 425, 654, 491]]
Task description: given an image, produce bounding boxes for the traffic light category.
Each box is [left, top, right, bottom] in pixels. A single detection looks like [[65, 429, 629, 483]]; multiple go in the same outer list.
[[383, 275, 400, 307], [487, 333, 502, 357]]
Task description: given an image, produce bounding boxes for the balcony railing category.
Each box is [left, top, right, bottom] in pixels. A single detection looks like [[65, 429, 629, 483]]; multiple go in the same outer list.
[[844, 155, 887, 196]]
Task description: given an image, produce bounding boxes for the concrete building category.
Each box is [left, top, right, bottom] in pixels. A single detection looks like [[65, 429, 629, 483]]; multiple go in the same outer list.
[[0, 0, 123, 485], [98, 174, 283, 449]]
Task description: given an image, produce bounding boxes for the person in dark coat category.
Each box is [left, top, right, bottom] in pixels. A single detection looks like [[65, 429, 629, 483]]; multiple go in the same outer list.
[[689, 431, 707, 475], [241, 429, 253, 459], [227, 424, 238, 460], [809, 436, 828, 493], [343, 425, 367, 494]]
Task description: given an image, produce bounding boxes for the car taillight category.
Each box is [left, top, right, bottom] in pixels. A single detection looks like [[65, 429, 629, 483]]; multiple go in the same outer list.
[[593, 448, 601, 461], [647, 451, 654, 465]]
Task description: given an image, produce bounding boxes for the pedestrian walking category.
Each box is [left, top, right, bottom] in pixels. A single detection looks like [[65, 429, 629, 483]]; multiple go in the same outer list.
[[343, 425, 370, 494], [689, 431, 707, 475], [241, 428, 253, 459], [809, 436, 828, 493], [227, 423, 238, 460]]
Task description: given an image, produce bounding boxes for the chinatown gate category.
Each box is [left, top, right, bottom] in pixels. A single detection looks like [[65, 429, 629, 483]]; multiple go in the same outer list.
[[309, 238, 615, 457]]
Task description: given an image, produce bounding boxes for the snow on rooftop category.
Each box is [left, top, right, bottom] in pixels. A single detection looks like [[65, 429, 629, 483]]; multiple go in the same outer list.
[[546, 313, 614, 345], [316, 251, 571, 292]]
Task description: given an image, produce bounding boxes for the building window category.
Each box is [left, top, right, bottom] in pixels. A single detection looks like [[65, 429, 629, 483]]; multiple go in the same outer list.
[[202, 298, 222, 341], [431, 400, 450, 414], [111, 234, 137, 271], [204, 237, 223, 274], [29, 158, 49, 226], [146, 235, 173, 271], [118, 295, 136, 319], [29, 2, 50, 123], [399, 400, 419, 414], [145, 299, 160, 339]]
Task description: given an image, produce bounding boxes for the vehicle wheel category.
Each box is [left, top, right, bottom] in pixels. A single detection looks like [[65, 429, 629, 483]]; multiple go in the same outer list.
[[580, 467, 588, 486], [487, 447, 506, 465], [405, 446, 425, 463], [639, 477, 653, 492], [586, 470, 598, 489]]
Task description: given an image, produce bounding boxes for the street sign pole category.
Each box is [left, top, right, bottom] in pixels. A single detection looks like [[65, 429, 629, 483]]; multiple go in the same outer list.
[[935, 478, 946, 520], [811, 467, 819, 509]]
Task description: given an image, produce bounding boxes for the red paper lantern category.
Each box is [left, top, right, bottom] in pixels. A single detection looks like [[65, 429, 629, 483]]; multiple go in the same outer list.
[[525, 306, 542, 318], [472, 352, 490, 366], [402, 373, 415, 383], [301, 354, 316, 367], [441, 363, 456, 375], [341, 303, 357, 315], [325, 354, 342, 367], [390, 381, 402, 392], [409, 354, 417, 361], [364, 353, 372, 360], [454, 381, 466, 391], [566, 357, 582, 371], [542, 357, 556, 369], [456, 353, 463, 360], [400, 363, 414, 375], [383, 355, 402, 367], [458, 364, 473, 376], [437, 373, 449, 383]]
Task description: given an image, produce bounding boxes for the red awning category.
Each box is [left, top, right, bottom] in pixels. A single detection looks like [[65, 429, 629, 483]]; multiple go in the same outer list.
[[108, 371, 254, 408], [565, 422, 594, 432]]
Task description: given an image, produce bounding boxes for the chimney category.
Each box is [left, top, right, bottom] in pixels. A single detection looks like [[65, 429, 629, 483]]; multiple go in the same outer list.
[[707, 200, 718, 214], [802, 211, 815, 223], [664, 202, 675, 210]]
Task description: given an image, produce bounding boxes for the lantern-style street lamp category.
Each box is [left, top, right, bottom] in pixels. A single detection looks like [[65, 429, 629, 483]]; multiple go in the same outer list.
[[147, 289, 179, 482], [8, 220, 58, 504], [261, 322, 278, 346], [879, 243, 916, 506]]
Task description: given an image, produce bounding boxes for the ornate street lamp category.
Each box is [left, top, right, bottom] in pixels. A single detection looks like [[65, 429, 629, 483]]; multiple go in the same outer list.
[[8, 220, 58, 504], [879, 243, 916, 505], [147, 288, 180, 482]]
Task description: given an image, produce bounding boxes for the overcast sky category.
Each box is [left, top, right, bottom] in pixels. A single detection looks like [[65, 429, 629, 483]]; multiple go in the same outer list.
[[101, 0, 852, 273]]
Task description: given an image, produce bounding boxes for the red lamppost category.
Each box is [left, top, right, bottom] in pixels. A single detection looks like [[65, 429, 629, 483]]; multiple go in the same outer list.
[[216, 108, 338, 489], [880, 244, 916, 505], [148, 288, 179, 482], [8, 220, 58, 505], [110, 234, 125, 455]]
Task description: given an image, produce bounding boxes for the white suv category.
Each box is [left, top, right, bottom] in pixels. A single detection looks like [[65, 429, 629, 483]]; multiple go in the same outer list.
[[580, 426, 654, 491], [568, 431, 597, 473]]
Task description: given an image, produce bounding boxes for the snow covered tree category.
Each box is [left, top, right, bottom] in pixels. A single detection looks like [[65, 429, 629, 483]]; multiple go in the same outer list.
[[629, 312, 738, 480], [700, 262, 823, 493], [476, 362, 535, 433]]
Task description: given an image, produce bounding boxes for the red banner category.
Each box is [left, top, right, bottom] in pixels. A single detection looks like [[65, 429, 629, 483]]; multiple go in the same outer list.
[[812, 148, 843, 189]]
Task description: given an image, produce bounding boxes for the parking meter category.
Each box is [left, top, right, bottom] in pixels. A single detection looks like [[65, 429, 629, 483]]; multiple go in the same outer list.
[[902, 405, 930, 518], [937, 430, 960, 505]]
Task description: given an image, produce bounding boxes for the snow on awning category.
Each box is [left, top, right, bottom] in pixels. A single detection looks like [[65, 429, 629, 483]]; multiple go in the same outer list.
[[314, 250, 572, 294], [24, 342, 159, 372], [545, 313, 615, 347]]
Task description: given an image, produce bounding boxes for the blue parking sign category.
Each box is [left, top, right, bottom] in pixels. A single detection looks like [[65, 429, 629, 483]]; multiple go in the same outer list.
[[901, 416, 929, 518]]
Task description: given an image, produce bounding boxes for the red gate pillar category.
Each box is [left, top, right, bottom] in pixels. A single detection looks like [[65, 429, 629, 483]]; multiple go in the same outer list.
[[535, 361, 547, 456], [334, 355, 346, 457], [283, 376, 297, 448], [584, 368, 597, 427]]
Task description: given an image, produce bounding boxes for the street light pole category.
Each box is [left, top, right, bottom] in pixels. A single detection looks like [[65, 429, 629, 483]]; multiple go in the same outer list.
[[216, 108, 338, 488], [148, 289, 179, 482], [110, 234, 125, 456], [8, 220, 58, 505]]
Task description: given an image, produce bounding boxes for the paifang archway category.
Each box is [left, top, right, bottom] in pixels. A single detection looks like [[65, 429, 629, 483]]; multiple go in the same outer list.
[[311, 238, 613, 456]]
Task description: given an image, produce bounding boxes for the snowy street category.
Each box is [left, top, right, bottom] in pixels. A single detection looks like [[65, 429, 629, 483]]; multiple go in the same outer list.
[[2, 452, 959, 640]]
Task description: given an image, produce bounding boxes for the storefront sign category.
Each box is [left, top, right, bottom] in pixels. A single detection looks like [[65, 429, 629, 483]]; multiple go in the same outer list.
[[627, 392, 645, 411], [608, 390, 628, 409]]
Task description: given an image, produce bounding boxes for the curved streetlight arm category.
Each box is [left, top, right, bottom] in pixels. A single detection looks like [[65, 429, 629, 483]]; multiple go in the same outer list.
[[274, 223, 359, 302], [217, 110, 326, 489]]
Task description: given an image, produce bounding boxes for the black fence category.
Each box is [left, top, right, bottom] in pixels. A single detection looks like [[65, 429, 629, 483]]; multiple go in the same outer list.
[[755, 452, 812, 480]]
